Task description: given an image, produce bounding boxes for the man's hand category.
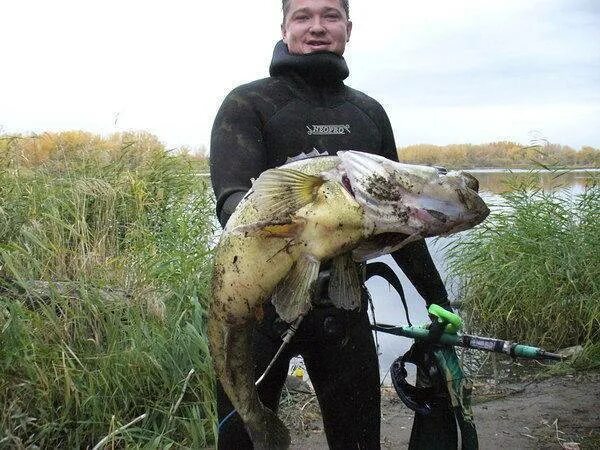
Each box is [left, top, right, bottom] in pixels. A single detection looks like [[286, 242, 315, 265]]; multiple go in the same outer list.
[[218, 190, 248, 227]]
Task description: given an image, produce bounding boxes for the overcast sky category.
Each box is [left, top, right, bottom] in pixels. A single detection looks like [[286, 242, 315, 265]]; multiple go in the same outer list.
[[1, 0, 599, 152]]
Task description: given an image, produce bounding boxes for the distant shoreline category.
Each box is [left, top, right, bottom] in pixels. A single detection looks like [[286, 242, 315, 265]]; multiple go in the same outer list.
[[197, 167, 600, 177], [465, 166, 600, 172]]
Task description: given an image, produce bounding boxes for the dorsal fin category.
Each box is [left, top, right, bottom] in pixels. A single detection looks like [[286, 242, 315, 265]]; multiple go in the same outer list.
[[285, 148, 330, 164]]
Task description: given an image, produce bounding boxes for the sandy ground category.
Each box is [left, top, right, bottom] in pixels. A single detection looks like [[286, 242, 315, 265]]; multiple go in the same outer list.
[[285, 371, 600, 449]]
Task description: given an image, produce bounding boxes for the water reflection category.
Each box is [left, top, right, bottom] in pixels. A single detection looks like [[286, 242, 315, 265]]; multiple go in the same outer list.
[[470, 168, 599, 195]]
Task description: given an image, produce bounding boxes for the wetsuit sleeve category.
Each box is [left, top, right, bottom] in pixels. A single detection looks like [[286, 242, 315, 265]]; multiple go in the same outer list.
[[376, 105, 450, 308], [376, 106, 399, 162], [391, 246, 449, 307], [210, 87, 268, 227]]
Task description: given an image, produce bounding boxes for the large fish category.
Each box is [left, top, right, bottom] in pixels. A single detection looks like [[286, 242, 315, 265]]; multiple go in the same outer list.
[[208, 151, 489, 449]]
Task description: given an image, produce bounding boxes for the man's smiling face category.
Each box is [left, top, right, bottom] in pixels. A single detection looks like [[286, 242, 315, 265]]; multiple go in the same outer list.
[[282, 0, 352, 56]]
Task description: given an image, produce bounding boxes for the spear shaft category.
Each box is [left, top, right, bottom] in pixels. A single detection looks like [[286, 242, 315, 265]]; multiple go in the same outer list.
[[371, 323, 564, 361]]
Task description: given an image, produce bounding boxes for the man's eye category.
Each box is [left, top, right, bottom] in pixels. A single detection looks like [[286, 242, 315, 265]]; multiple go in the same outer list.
[[325, 13, 341, 20], [294, 14, 309, 21]]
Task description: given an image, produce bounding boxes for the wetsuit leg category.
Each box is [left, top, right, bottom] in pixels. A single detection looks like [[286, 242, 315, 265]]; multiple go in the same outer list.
[[301, 309, 381, 450], [407, 347, 458, 450], [216, 325, 290, 450], [408, 405, 458, 450]]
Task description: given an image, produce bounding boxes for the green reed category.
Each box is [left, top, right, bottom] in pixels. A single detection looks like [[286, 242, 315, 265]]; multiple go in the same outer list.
[[0, 132, 217, 448], [446, 173, 600, 354]]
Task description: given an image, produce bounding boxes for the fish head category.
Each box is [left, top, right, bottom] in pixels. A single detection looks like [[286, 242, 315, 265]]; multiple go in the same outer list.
[[337, 151, 489, 237], [429, 170, 490, 235]]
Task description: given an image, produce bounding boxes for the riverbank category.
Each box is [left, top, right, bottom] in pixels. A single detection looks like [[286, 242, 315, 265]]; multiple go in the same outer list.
[[286, 371, 600, 449]]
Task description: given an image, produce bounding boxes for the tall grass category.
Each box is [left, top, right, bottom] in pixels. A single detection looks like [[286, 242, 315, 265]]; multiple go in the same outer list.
[[0, 132, 217, 448], [446, 174, 600, 352]]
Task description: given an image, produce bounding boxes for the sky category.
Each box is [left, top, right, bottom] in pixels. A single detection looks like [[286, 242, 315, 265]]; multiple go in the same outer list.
[[1, 0, 599, 153]]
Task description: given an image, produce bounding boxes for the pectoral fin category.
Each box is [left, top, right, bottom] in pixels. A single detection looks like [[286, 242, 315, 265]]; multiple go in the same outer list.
[[271, 253, 320, 323], [328, 253, 362, 310], [253, 168, 325, 217]]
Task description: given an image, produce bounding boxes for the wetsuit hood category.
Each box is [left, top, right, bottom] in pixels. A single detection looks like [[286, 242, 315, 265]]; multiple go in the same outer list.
[[269, 40, 349, 84]]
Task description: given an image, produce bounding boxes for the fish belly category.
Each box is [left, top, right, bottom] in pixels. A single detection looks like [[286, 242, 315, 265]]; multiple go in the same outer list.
[[211, 233, 298, 325]]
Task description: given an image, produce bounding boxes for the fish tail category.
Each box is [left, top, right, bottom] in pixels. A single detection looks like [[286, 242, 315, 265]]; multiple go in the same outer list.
[[247, 408, 290, 450], [207, 315, 290, 449]]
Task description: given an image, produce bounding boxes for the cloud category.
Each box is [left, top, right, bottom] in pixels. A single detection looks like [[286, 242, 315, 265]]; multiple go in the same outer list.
[[347, 0, 600, 147], [390, 103, 600, 148]]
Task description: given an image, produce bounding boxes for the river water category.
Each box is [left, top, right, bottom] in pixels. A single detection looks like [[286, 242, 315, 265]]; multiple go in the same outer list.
[[364, 168, 600, 383]]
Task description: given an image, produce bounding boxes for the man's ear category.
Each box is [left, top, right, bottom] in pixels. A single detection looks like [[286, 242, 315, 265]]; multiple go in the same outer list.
[[281, 23, 287, 43], [346, 20, 353, 42]]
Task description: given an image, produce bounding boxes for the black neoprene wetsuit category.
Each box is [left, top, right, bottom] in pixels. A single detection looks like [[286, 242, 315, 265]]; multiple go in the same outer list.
[[210, 40, 450, 449]]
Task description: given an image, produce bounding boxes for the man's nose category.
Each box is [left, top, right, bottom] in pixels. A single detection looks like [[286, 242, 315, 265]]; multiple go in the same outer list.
[[309, 17, 326, 34]]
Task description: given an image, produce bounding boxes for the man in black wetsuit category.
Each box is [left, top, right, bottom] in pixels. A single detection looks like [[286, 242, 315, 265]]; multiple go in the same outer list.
[[210, 1, 452, 448]]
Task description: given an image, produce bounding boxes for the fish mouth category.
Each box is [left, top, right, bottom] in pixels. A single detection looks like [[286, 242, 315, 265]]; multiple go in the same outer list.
[[352, 231, 415, 261]]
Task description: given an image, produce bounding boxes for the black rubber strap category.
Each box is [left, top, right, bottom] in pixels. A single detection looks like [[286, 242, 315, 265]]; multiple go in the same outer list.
[[366, 261, 411, 326]]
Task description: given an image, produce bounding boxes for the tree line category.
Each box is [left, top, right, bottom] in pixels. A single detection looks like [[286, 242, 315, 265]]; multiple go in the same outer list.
[[3, 132, 598, 170], [398, 141, 600, 169]]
